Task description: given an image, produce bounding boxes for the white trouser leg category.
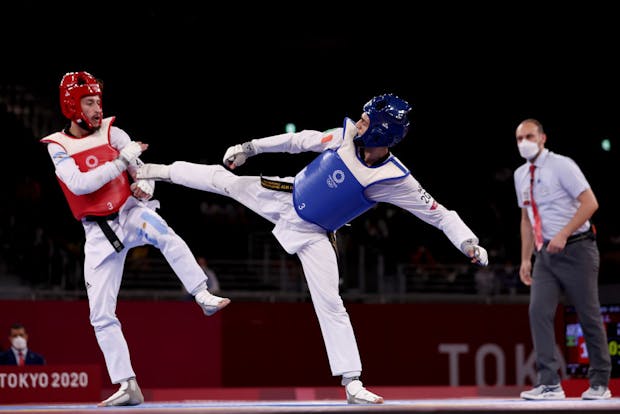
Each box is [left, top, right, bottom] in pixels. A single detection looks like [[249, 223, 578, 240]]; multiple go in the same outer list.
[[85, 250, 135, 384], [122, 204, 208, 294], [170, 162, 237, 197], [297, 237, 362, 376], [169, 162, 278, 223], [86, 199, 211, 384]]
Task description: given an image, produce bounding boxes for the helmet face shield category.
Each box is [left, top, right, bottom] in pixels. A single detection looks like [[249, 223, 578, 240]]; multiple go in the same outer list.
[[354, 93, 411, 148], [59, 71, 102, 129]]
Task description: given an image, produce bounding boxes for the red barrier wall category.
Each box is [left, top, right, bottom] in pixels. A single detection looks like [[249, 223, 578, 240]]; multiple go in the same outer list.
[[0, 300, 222, 388], [221, 302, 546, 387], [0, 300, 554, 388]]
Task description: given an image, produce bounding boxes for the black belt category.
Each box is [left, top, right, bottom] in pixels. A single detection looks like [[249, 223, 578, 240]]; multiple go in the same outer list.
[[261, 177, 293, 193], [84, 213, 124, 252], [566, 228, 596, 245]]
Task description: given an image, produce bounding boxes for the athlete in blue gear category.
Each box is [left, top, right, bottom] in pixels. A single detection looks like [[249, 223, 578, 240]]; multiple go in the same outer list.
[[137, 93, 488, 404]]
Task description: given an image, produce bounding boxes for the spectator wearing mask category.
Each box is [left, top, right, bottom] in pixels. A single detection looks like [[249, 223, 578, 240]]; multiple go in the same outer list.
[[0, 323, 46, 366]]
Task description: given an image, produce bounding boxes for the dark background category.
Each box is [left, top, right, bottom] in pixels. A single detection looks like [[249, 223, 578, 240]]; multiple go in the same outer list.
[[2, 3, 620, 275]]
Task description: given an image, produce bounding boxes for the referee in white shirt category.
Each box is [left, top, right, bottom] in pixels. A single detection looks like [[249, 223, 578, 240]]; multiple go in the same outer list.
[[513, 118, 611, 400]]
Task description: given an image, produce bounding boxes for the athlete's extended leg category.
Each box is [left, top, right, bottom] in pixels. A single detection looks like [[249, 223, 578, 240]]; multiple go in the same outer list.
[[122, 201, 230, 316], [138, 161, 281, 223]]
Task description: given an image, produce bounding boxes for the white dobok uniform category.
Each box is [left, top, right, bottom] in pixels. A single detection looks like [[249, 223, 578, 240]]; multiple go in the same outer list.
[[163, 119, 480, 377], [42, 118, 208, 384]]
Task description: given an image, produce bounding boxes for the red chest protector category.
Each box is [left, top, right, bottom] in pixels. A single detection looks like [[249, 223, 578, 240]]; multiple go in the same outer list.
[[41, 117, 131, 220]]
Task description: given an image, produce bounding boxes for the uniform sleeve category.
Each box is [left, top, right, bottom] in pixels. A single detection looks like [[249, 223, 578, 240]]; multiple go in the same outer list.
[[109, 125, 132, 150], [365, 175, 479, 254], [250, 128, 342, 154], [558, 157, 590, 198], [46, 128, 131, 195], [110, 126, 144, 177]]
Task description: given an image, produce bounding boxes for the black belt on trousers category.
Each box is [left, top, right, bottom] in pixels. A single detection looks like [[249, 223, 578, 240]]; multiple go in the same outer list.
[[261, 177, 293, 192], [566, 227, 596, 245], [84, 212, 124, 252], [260, 176, 339, 259]]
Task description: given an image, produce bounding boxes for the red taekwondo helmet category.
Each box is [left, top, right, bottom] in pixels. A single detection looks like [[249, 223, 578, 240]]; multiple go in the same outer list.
[[354, 93, 411, 148], [59, 71, 102, 130]]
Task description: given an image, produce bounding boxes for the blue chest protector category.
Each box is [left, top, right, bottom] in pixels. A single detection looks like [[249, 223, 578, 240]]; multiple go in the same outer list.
[[293, 118, 409, 232]]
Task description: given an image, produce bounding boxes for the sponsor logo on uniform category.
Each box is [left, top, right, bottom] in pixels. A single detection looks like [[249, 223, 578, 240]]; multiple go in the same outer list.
[[326, 169, 345, 189]]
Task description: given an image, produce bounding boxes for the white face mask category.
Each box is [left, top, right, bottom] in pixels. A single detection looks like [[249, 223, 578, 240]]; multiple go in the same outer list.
[[518, 140, 540, 160], [11, 336, 27, 350]]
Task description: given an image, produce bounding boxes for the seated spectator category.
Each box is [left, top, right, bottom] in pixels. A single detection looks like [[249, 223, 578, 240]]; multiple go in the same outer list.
[[0, 323, 45, 365]]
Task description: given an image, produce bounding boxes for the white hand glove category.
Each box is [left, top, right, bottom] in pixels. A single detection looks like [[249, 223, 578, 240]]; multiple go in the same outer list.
[[223, 142, 256, 169], [460, 239, 489, 266], [118, 141, 144, 166], [130, 180, 155, 201]]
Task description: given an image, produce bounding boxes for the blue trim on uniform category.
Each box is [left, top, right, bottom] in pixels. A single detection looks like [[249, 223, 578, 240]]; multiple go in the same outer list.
[[141, 212, 168, 234], [367, 159, 411, 186], [55, 157, 72, 166], [52, 151, 71, 165], [389, 158, 409, 174]]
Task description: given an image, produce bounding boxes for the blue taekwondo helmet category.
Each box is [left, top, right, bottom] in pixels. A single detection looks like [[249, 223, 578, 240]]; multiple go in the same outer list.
[[354, 93, 411, 148]]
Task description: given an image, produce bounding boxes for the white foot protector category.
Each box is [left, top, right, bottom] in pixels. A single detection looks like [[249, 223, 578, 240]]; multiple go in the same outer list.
[[97, 378, 144, 407], [195, 290, 231, 316], [345, 379, 384, 404]]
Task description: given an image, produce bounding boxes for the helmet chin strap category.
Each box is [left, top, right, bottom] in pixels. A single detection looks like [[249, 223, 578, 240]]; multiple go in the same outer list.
[[76, 117, 96, 132]]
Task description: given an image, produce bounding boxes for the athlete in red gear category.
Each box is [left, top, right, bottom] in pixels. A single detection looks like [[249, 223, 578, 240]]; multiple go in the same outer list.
[[41, 71, 230, 407]]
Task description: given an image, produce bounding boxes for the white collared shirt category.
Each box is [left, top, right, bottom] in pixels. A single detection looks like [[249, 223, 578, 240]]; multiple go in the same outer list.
[[514, 149, 591, 240]]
